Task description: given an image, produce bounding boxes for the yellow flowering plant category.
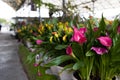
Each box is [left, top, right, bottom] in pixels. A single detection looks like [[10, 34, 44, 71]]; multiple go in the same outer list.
[[32, 19, 73, 59]]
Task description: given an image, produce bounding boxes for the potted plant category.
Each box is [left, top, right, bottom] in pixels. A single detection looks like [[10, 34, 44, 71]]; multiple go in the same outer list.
[[44, 15, 120, 80]]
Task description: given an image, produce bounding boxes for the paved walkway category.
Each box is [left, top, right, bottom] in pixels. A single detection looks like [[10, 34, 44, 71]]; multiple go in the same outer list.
[[0, 33, 28, 80]]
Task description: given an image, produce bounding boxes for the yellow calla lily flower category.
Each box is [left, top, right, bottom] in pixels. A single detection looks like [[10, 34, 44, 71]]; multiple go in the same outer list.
[[50, 36, 53, 43], [55, 33, 59, 38], [30, 30, 33, 33], [63, 35, 67, 42], [17, 29, 21, 33]]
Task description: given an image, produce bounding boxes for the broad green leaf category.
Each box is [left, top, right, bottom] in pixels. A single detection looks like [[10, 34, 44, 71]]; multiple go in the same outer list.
[[63, 63, 74, 70], [86, 51, 95, 56], [88, 20, 93, 34], [44, 55, 73, 67], [111, 56, 120, 62], [26, 53, 36, 64], [31, 36, 38, 40], [72, 43, 83, 59], [111, 19, 119, 35], [55, 45, 68, 50], [60, 64, 74, 73], [111, 39, 120, 55], [99, 14, 106, 30], [95, 15, 106, 37], [73, 61, 84, 70]]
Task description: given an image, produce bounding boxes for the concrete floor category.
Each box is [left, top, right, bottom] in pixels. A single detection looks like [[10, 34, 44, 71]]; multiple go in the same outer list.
[[0, 33, 28, 80]]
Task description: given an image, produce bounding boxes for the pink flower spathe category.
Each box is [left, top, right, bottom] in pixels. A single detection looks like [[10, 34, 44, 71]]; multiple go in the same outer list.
[[71, 27, 87, 44], [93, 27, 99, 32], [66, 45, 72, 55], [38, 71, 41, 76], [117, 26, 120, 34], [33, 63, 39, 67], [91, 47, 108, 55], [36, 39, 43, 45], [97, 36, 112, 47], [79, 27, 87, 34]]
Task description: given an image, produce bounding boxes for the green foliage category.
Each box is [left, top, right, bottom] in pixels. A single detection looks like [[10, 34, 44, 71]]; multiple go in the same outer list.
[[44, 55, 73, 67], [18, 44, 58, 80], [86, 51, 95, 56], [73, 61, 85, 70], [32, 0, 43, 7], [0, 18, 7, 23], [55, 45, 68, 50], [17, 15, 120, 80]]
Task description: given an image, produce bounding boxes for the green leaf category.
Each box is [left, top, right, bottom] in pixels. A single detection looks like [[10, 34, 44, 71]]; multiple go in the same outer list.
[[55, 45, 68, 50], [72, 43, 83, 59], [31, 36, 38, 40], [99, 14, 106, 30], [44, 55, 73, 67], [26, 53, 36, 64], [86, 51, 95, 56], [95, 15, 106, 37], [111, 38, 120, 55], [60, 64, 74, 73], [111, 19, 119, 35], [73, 61, 84, 70], [88, 20, 93, 34]]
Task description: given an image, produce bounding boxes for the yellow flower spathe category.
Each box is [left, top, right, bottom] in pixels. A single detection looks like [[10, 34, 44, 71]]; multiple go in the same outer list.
[[22, 26, 27, 30], [65, 22, 68, 26], [68, 27, 73, 33], [50, 36, 53, 43], [52, 32, 59, 38], [30, 30, 33, 33], [63, 35, 67, 42], [55, 33, 59, 38], [38, 29, 42, 34], [17, 29, 21, 33], [45, 24, 48, 27]]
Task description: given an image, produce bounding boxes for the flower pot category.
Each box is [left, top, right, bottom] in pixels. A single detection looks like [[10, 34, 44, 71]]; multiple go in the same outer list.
[[25, 41, 33, 48], [50, 66, 59, 76], [50, 66, 77, 80], [116, 75, 120, 80]]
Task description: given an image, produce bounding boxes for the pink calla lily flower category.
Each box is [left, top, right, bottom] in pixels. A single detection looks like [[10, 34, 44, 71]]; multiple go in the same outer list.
[[91, 47, 108, 55], [36, 39, 43, 45], [117, 26, 120, 34], [93, 27, 99, 32], [66, 45, 72, 55], [71, 27, 87, 44], [79, 27, 87, 34], [97, 36, 112, 47]]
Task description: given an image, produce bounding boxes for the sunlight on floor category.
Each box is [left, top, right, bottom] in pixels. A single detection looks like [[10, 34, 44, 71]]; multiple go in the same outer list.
[[1, 26, 10, 33]]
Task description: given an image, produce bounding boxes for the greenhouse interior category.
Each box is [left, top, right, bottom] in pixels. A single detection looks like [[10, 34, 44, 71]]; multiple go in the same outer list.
[[0, 0, 120, 80]]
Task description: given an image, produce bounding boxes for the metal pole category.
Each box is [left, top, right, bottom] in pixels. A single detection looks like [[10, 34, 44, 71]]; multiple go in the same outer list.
[[62, 0, 66, 18], [92, 0, 96, 15], [93, 1, 95, 15], [39, 6, 41, 22], [37, 0, 41, 23], [63, 0, 65, 9]]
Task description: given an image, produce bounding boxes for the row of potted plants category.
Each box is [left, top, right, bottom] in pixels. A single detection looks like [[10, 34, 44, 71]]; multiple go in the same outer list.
[[17, 16, 120, 80]]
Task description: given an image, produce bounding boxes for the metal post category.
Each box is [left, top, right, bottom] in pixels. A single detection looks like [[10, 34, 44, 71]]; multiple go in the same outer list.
[[63, 0, 65, 9], [62, 0, 66, 19], [39, 6, 41, 22], [92, 0, 96, 15], [38, 0, 41, 22], [93, 1, 95, 15]]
